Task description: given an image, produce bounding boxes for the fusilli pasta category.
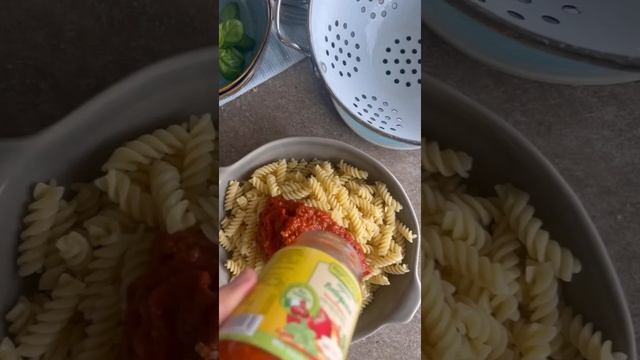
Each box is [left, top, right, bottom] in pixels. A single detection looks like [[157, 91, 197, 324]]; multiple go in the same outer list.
[[6, 115, 217, 360], [421, 138, 627, 360], [220, 159, 414, 307]]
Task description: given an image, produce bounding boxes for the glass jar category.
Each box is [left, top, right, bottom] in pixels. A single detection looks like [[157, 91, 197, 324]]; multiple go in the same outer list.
[[219, 231, 365, 360]]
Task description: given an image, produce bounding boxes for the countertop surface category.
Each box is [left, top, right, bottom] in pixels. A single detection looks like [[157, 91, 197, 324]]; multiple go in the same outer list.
[[220, 60, 422, 360], [423, 27, 640, 357]]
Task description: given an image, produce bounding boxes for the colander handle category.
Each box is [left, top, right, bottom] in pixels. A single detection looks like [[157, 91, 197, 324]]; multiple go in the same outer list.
[[275, 0, 311, 56]]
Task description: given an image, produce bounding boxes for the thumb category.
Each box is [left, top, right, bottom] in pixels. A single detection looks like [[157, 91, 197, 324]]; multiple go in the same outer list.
[[219, 269, 258, 325]]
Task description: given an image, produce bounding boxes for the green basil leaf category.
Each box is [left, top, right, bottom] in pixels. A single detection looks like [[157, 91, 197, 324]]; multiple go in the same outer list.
[[221, 19, 244, 45], [218, 23, 226, 48], [221, 2, 240, 22], [235, 34, 256, 52], [219, 47, 245, 81]]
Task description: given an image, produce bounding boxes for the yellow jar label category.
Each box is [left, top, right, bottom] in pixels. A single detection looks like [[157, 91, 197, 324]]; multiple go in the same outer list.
[[220, 246, 363, 360]]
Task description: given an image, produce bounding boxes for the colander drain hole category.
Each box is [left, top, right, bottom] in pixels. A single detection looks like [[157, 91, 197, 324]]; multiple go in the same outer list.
[[356, 0, 399, 20], [383, 36, 421, 87], [324, 20, 362, 78], [353, 95, 403, 132]]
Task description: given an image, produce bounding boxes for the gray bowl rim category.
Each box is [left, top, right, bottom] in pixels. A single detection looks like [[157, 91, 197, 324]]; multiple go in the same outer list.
[[423, 74, 637, 359], [218, 136, 422, 341]]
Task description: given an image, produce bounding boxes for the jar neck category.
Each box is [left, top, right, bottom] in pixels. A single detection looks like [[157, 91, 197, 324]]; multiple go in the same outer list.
[[294, 231, 364, 281]]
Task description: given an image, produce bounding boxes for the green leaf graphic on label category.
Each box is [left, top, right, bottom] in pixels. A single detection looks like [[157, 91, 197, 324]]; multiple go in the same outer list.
[[284, 322, 317, 356]]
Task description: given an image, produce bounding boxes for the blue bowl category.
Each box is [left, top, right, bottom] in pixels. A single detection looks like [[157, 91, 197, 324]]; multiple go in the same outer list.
[[218, 0, 271, 95]]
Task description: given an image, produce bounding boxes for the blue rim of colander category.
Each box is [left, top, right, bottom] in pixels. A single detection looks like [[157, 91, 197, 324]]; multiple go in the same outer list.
[[331, 98, 420, 150], [423, 0, 640, 85], [443, 0, 640, 71]]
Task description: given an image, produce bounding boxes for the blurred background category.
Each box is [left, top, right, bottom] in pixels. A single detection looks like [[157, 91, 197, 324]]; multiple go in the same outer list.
[[0, 0, 215, 137]]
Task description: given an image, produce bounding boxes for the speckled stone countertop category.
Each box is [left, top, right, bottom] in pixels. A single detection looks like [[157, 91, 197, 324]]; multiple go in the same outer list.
[[423, 27, 640, 357], [220, 60, 422, 360]]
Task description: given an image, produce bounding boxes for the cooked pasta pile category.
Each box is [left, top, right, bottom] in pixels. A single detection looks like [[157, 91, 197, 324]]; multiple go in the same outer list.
[[220, 159, 416, 307], [421, 139, 628, 360], [1, 115, 217, 360]]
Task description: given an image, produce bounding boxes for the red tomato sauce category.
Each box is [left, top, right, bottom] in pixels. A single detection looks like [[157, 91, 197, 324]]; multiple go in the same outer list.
[[123, 229, 218, 360], [258, 196, 370, 275]]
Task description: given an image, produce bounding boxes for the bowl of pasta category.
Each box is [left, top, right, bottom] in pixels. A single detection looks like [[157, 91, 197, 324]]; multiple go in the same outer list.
[[421, 75, 636, 359], [0, 47, 218, 357], [218, 136, 421, 341]]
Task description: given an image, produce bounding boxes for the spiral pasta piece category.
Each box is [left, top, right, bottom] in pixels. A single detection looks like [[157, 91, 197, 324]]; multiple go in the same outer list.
[[251, 161, 282, 179], [560, 306, 628, 360], [80, 232, 128, 313], [56, 231, 92, 275], [149, 160, 196, 233], [422, 259, 464, 360], [456, 301, 509, 360], [512, 321, 556, 360], [16, 274, 85, 358], [120, 232, 152, 299], [524, 261, 559, 326], [0, 337, 18, 360], [38, 199, 81, 290], [5, 297, 38, 337], [225, 258, 245, 277], [447, 192, 495, 226], [375, 182, 403, 211], [75, 287, 121, 360], [95, 170, 156, 226], [424, 226, 509, 295], [17, 183, 64, 276], [496, 184, 581, 281], [101, 124, 189, 172], [488, 222, 523, 277], [265, 174, 280, 196], [43, 322, 84, 360], [439, 201, 490, 249], [382, 263, 409, 275], [182, 114, 216, 191], [224, 180, 240, 211], [337, 160, 368, 179], [280, 182, 311, 200], [422, 139, 473, 178]]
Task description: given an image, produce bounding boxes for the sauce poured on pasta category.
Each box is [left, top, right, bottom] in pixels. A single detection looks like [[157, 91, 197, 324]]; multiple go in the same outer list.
[[258, 196, 369, 275], [123, 229, 218, 360]]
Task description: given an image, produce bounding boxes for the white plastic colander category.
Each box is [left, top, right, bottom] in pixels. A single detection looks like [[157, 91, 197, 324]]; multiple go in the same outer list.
[[276, 0, 421, 147]]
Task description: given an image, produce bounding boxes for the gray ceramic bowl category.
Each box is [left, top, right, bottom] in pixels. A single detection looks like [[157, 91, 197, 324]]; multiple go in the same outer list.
[[218, 136, 421, 341], [423, 75, 636, 358], [0, 47, 217, 337]]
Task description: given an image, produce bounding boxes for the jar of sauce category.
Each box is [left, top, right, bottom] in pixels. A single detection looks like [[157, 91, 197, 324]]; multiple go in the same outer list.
[[219, 231, 365, 360]]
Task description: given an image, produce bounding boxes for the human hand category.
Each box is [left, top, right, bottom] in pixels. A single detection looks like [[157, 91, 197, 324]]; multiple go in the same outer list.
[[219, 269, 258, 325]]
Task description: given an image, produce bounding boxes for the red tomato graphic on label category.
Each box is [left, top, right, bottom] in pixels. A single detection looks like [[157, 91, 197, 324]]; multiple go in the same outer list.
[[290, 300, 310, 318], [307, 309, 332, 339]]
